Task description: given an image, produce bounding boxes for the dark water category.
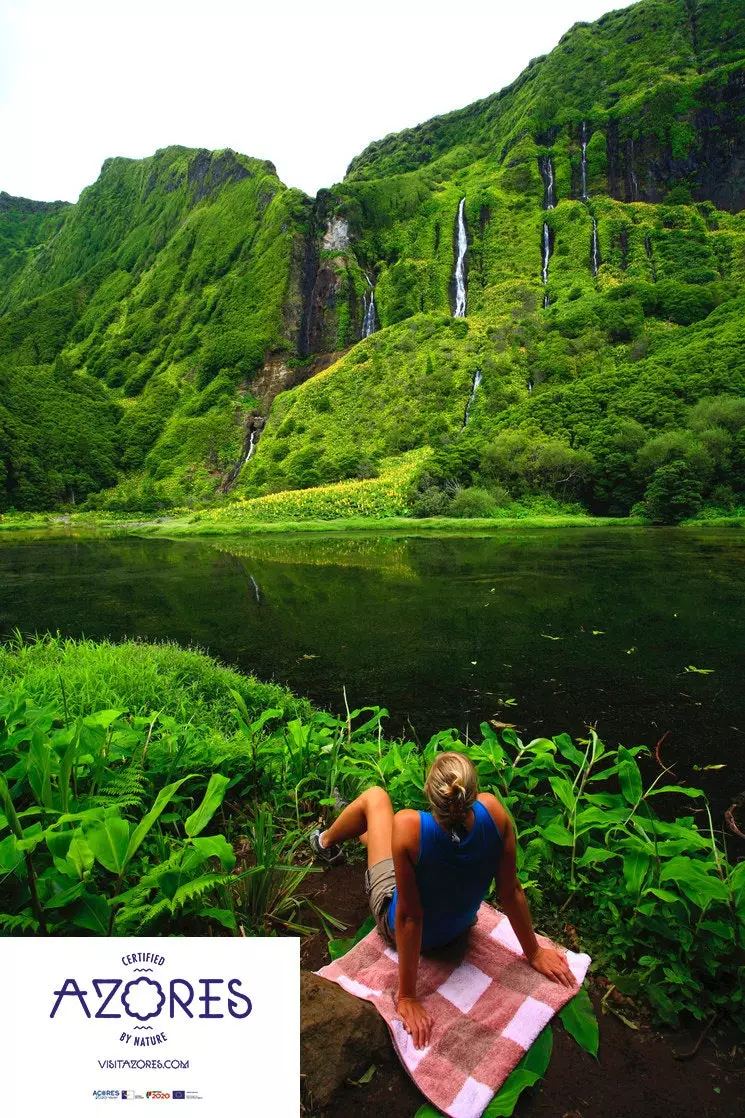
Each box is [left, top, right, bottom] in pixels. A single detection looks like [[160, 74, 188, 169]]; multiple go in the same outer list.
[[1, 528, 744, 815]]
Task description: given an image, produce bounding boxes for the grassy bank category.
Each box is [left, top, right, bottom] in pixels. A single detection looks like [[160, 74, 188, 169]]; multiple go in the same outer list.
[[0, 634, 742, 1030]]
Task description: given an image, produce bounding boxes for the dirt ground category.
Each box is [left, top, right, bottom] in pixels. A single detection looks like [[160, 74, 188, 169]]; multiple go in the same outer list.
[[300, 864, 744, 1118]]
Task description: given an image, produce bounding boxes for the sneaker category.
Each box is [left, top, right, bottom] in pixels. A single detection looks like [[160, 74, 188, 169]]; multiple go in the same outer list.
[[309, 827, 345, 866]]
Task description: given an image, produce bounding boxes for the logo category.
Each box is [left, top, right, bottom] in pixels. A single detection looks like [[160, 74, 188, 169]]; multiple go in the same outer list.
[[173, 1091, 185, 1100], [146, 1092, 170, 1100], [121, 1091, 144, 1100], [93, 1090, 120, 1100], [48, 951, 252, 1049]]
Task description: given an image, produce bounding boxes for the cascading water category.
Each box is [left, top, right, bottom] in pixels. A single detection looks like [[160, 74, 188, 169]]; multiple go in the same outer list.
[[540, 156, 556, 210], [541, 222, 551, 308], [362, 273, 378, 338], [249, 575, 261, 604], [453, 197, 468, 317], [527, 377, 534, 395], [580, 121, 589, 201], [628, 138, 639, 201], [645, 234, 657, 282], [591, 218, 600, 277], [244, 429, 257, 464], [462, 368, 483, 427]]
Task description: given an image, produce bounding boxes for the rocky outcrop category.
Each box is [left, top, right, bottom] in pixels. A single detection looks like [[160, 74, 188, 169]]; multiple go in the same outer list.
[[300, 972, 390, 1110]]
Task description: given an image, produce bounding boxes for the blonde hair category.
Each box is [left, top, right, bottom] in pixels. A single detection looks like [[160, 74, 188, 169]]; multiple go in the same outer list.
[[424, 752, 478, 827]]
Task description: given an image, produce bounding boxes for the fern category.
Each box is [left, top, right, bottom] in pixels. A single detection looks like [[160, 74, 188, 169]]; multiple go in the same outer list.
[[0, 912, 39, 934], [171, 872, 234, 910], [92, 763, 147, 811]]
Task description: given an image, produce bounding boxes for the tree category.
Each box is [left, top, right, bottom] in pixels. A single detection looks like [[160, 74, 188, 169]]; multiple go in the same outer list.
[[642, 460, 703, 524]]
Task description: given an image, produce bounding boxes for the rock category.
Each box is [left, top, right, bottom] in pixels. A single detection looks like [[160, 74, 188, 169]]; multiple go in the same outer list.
[[300, 971, 390, 1109]]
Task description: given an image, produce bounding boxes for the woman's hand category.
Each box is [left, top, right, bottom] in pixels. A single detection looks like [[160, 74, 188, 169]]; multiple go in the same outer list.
[[397, 995, 434, 1050], [528, 946, 576, 987]]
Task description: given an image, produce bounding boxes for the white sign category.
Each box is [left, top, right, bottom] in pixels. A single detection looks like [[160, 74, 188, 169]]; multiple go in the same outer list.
[[0, 937, 299, 1115]]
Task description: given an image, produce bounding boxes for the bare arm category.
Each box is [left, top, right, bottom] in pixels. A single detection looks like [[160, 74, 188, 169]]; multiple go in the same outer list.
[[480, 793, 575, 988], [392, 810, 433, 1048]]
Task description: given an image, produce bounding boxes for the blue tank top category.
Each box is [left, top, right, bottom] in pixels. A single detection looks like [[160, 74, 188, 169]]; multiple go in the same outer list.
[[388, 800, 502, 950]]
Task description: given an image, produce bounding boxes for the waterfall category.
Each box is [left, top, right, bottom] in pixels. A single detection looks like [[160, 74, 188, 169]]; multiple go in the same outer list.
[[645, 234, 657, 282], [628, 139, 639, 201], [244, 429, 257, 464], [591, 218, 600, 277], [540, 156, 556, 210], [453, 197, 468, 317], [527, 377, 534, 395], [462, 368, 483, 427], [362, 273, 377, 338], [541, 222, 551, 307], [249, 575, 261, 604], [580, 121, 589, 201]]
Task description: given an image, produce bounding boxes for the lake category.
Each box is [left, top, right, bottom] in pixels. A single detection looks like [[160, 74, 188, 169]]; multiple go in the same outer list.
[[1, 527, 743, 815]]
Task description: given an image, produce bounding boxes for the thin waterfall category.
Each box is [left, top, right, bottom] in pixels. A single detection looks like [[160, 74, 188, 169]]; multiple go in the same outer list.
[[539, 155, 556, 210], [580, 121, 589, 201], [591, 218, 600, 276], [462, 369, 483, 427], [453, 198, 468, 317], [249, 575, 261, 604], [628, 138, 639, 201], [541, 222, 551, 307], [362, 273, 378, 338], [244, 429, 257, 464], [527, 377, 534, 395], [645, 234, 657, 281]]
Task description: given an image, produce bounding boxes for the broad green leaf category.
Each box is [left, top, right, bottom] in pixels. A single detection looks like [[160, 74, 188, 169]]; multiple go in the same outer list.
[[328, 915, 375, 960], [71, 892, 110, 934], [27, 730, 53, 808], [191, 834, 236, 870], [553, 733, 587, 768], [617, 746, 642, 806], [642, 887, 683, 905], [659, 856, 729, 907], [558, 985, 599, 1057], [623, 851, 651, 895], [203, 907, 238, 932], [542, 820, 574, 847], [83, 709, 126, 729], [58, 720, 82, 814], [44, 880, 87, 910], [576, 846, 619, 866], [185, 773, 230, 837], [66, 835, 95, 880], [0, 833, 23, 874], [125, 776, 193, 867], [414, 1106, 443, 1117], [83, 814, 131, 875], [484, 1026, 553, 1116], [549, 776, 576, 813]]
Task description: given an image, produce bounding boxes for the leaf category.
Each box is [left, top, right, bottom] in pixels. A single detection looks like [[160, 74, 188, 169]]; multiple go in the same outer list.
[[328, 915, 375, 960], [549, 776, 576, 813], [646, 785, 703, 798], [348, 1064, 377, 1086], [414, 1106, 443, 1117], [683, 665, 714, 675], [203, 906, 238, 932], [617, 746, 642, 806], [592, 630, 604, 635], [542, 820, 574, 847], [576, 846, 619, 866], [125, 776, 193, 867], [484, 1026, 553, 1116], [185, 773, 230, 837], [659, 856, 730, 907], [83, 814, 131, 875], [71, 892, 110, 934], [623, 850, 651, 896], [540, 634, 562, 641], [44, 880, 87, 910], [553, 733, 586, 768], [66, 835, 95, 880], [559, 985, 599, 1057], [191, 834, 236, 871], [83, 708, 126, 728]]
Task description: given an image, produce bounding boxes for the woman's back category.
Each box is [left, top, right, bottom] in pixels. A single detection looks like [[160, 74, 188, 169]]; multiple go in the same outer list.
[[389, 799, 502, 950]]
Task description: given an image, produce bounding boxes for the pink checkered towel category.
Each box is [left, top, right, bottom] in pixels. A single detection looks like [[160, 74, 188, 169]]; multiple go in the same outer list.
[[316, 904, 591, 1118]]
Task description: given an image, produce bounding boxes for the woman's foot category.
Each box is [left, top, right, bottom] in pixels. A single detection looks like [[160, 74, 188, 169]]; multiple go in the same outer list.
[[309, 827, 345, 866]]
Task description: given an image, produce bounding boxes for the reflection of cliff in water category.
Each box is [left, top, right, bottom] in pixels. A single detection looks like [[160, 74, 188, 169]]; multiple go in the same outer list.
[[1, 530, 744, 814]]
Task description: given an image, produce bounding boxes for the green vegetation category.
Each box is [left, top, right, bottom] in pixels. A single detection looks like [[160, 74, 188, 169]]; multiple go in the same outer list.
[[1, 1, 745, 522], [1, 635, 742, 1031]]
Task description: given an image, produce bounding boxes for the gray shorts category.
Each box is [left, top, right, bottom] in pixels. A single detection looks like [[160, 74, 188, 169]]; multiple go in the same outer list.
[[364, 857, 396, 945]]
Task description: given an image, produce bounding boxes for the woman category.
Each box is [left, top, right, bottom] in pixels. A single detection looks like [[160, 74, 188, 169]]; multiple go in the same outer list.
[[310, 752, 574, 1048]]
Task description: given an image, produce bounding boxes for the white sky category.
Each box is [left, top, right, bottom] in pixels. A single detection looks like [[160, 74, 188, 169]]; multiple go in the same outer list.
[[0, 0, 635, 203]]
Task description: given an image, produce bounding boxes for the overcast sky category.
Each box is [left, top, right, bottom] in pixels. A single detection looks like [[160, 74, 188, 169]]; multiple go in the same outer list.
[[0, 0, 635, 204]]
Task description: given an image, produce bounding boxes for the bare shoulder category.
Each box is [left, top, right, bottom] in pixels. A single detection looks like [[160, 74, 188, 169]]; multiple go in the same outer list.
[[477, 792, 510, 837], [392, 808, 420, 851]]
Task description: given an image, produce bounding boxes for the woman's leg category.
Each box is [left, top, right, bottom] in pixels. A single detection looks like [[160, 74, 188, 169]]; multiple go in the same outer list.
[[321, 785, 394, 868]]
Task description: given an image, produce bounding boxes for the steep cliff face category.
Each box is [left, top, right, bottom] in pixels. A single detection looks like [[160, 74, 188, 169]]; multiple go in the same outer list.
[[1, 0, 745, 513]]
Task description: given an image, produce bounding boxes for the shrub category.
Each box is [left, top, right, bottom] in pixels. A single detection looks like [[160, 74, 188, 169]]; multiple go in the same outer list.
[[643, 459, 703, 524]]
